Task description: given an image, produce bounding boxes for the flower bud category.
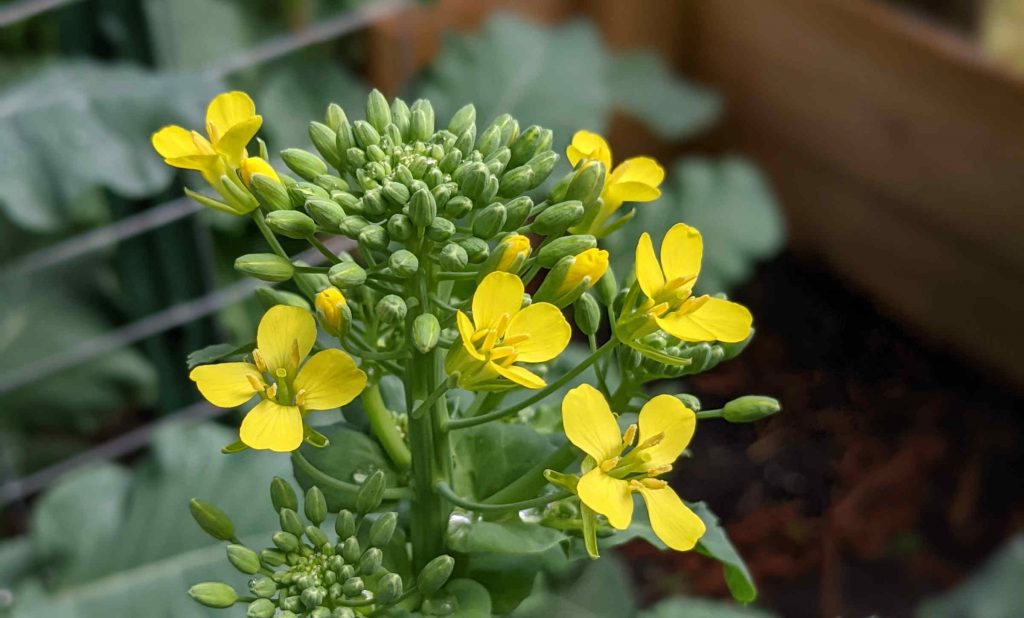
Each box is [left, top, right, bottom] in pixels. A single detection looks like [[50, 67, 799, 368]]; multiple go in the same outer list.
[[417, 555, 455, 597], [565, 159, 604, 206], [301, 587, 326, 609], [530, 200, 584, 236], [315, 174, 348, 193], [226, 544, 261, 575], [594, 268, 618, 306], [438, 149, 462, 174], [280, 595, 303, 612], [375, 294, 407, 325], [368, 512, 398, 548], [260, 548, 286, 567], [352, 120, 380, 149], [235, 253, 294, 283], [300, 199, 343, 233], [409, 188, 437, 228], [272, 531, 300, 553], [448, 103, 476, 136], [248, 575, 278, 599], [288, 182, 329, 210], [443, 195, 473, 220], [281, 148, 328, 182], [358, 547, 383, 575], [266, 210, 317, 239], [573, 293, 601, 336], [246, 598, 276, 618], [189, 498, 235, 541], [458, 237, 489, 263], [326, 103, 348, 131], [358, 224, 388, 253], [341, 536, 362, 564], [383, 180, 410, 207], [306, 524, 329, 547], [480, 233, 531, 278], [389, 249, 420, 278], [335, 509, 357, 539], [472, 203, 506, 239], [390, 97, 411, 138], [385, 213, 413, 242], [189, 582, 238, 608], [309, 121, 341, 169], [526, 151, 559, 187], [503, 196, 533, 230], [675, 393, 702, 412], [338, 215, 369, 239], [342, 576, 365, 598], [356, 469, 386, 514], [315, 287, 350, 337], [366, 89, 391, 132], [459, 163, 490, 202], [723, 396, 781, 423], [375, 572, 403, 605], [536, 235, 597, 268], [534, 248, 609, 308], [279, 508, 304, 537], [345, 146, 366, 168], [412, 313, 441, 354], [498, 165, 534, 197], [476, 124, 502, 157], [250, 174, 292, 211], [302, 486, 327, 525], [485, 147, 511, 175], [255, 287, 310, 311], [439, 243, 468, 271], [427, 217, 456, 242], [410, 99, 435, 140]]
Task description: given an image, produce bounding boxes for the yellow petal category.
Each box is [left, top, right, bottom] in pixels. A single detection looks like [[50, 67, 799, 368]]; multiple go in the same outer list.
[[205, 91, 256, 141], [240, 156, 280, 187], [293, 349, 367, 410], [239, 399, 304, 452], [504, 302, 570, 362], [188, 362, 261, 408], [561, 384, 622, 463], [491, 362, 546, 389], [455, 311, 485, 361], [657, 297, 752, 343], [635, 232, 665, 298], [151, 125, 201, 159], [557, 248, 608, 296], [578, 468, 633, 529], [472, 272, 524, 330], [257, 306, 318, 374], [606, 157, 664, 203], [660, 223, 702, 286], [637, 394, 696, 469], [215, 116, 263, 168], [566, 130, 612, 171], [637, 486, 705, 551]]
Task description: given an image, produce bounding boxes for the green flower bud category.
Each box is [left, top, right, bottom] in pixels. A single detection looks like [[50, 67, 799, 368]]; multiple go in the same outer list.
[[485, 147, 511, 175], [266, 209, 317, 239], [375, 294, 407, 324], [526, 151, 559, 187], [335, 509, 356, 539], [331, 607, 356, 618], [356, 470, 386, 514], [509, 125, 545, 167], [246, 598, 276, 618], [188, 582, 238, 609], [409, 188, 437, 228], [248, 575, 277, 599], [341, 536, 361, 564], [391, 97, 411, 138], [282, 148, 328, 182], [326, 103, 347, 132], [309, 121, 341, 169], [236, 252, 293, 281], [448, 103, 476, 136], [412, 313, 441, 354], [595, 267, 618, 306], [226, 544, 261, 575], [189, 498, 235, 541], [503, 196, 533, 230], [459, 236, 489, 263], [417, 555, 455, 597], [352, 120, 380, 149], [251, 174, 292, 211], [305, 198, 346, 232], [342, 576, 365, 597], [280, 612, 299, 618], [259, 548, 286, 567], [438, 149, 462, 174], [443, 195, 473, 220], [427, 217, 456, 242], [376, 573, 404, 605], [309, 608, 332, 618], [366, 512, 397, 548], [573, 293, 601, 336], [272, 531, 300, 553], [325, 262, 365, 291], [439, 243, 468, 271], [472, 203, 506, 239], [315, 174, 348, 193], [675, 393, 702, 412], [498, 165, 534, 197], [410, 99, 435, 140], [306, 524, 329, 547], [304, 486, 327, 525], [383, 181, 410, 207], [338, 215, 370, 239], [255, 287, 310, 311], [389, 249, 420, 278], [387, 213, 413, 242], [358, 547, 383, 575], [301, 587, 326, 609], [288, 181, 329, 208], [476, 124, 502, 157], [366, 89, 391, 132], [359, 189, 385, 219], [281, 595, 303, 612], [723, 396, 781, 423], [358, 224, 389, 253], [345, 146, 366, 168], [459, 164, 490, 201], [279, 507, 304, 537], [536, 235, 597, 268], [337, 564, 356, 581], [530, 200, 584, 236]]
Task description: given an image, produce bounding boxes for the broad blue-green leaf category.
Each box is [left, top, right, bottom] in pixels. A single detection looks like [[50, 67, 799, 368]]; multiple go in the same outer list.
[[512, 554, 636, 618], [443, 579, 492, 618], [449, 520, 566, 555], [608, 51, 722, 140], [916, 535, 1024, 618], [466, 547, 568, 615], [690, 501, 757, 604], [451, 422, 556, 501]]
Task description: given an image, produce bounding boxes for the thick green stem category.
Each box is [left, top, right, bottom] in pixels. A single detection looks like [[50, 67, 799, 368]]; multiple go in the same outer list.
[[362, 382, 412, 470]]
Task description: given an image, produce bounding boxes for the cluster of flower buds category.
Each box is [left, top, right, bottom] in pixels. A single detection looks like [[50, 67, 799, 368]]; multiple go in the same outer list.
[[187, 473, 454, 617], [616, 328, 753, 382]]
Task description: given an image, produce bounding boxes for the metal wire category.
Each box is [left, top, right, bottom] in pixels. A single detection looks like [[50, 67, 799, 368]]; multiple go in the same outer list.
[[0, 0, 81, 28]]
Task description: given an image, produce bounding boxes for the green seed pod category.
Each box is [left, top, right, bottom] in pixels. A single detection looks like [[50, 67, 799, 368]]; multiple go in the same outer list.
[[301, 587, 326, 610], [368, 512, 398, 548], [272, 531, 300, 553], [341, 536, 361, 564], [260, 548, 286, 567], [723, 396, 781, 423], [266, 209, 317, 239], [409, 188, 437, 229], [573, 293, 601, 336], [675, 393, 702, 412], [189, 498, 235, 541], [594, 267, 618, 306], [248, 575, 278, 599], [509, 125, 544, 167], [281, 148, 328, 182], [327, 261, 367, 289], [427, 217, 456, 242], [338, 215, 370, 239], [391, 97, 412, 139], [358, 224, 389, 253], [417, 555, 455, 597], [254, 287, 310, 311], [335, 509, 356, 540], [498, 165, 534, 197], [279, 508, 304, 537], [326, 103, 347, 131], [188, 582, 238, 609], [412, 313, 441, 354], [503, 196, 533, 230], [530, 200, 584, 236], [358, 547, 383, 575], [526, 150, 559, 188], [448, 103, 476, 136], [383, 181, 411, 207], [536, 235, 597, 268], [305, 198, 346, 232], [314, 174, 349, 193], [472, 203, 506, 239], [352, 120, 380, 149], [375, 294, 407, 324], [309, 121, 341, 169], [251, 174, 292, 211], [459, 236, 490, 263], [376, 573, 403, 605], [356, 470, 386, 514], [302, 486, 327, 526], [410, 99, 435, 139], [306, 525, 328, 547], [226, 544, 261, 575], [389, 250, 420, 278], [342, 576, 365, 597], [439, 242, 468, 271], [366, 89, 391, 132], [443, 195, 473, 220]]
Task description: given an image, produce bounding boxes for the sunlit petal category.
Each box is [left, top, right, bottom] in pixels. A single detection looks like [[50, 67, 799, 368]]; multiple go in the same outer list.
[[240, 156, 280, 187], [566, 130, 612, 170], [491, 362, 546, 389], [606, 157, 664, 203], [561, 384, 622, 463], [151, 125, 201, 159], [505, 302, 570, 362], [188, 362, 261, 408], [637, 395, 696, 468], [215, 116, 263, 168], [257, 306, 317, 374], [638, 486, 705, 551], [578, 469, 633, 529], [205, 91, 257, 142], [657, 297, 752, 343], [635, 232, 665, 298], [455, 311, 485, 361], [293, 349, 367, 410], [472, 272, 524, 330], [660, 223, 702, 286], [239, 399, 304, 452]]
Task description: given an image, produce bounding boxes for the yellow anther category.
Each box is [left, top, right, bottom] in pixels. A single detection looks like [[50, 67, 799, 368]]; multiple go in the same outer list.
[[638, 432, 665, 450], [647, 464, 673, 477], [640, 478, 669, 490], [295, 389, 307, 407], [266, 383, 278, 399], [290, 339, 301, 368], [504, 333, 530, 345], [498, 353, 519, 367], [647, 302, 670, 318], [488, 346, 517, 360], [599, 457, 621, 472], [494, 313, 511, 338], [481, 328, 498, 352], [628, 479, 645, 492], [622, 424, 638, 447], [662, 275, 695, 293], [471, 329, 489, 343], [681, 295, 709, 312], [252, 348, 267, 372], [246, 374, 266, 392]]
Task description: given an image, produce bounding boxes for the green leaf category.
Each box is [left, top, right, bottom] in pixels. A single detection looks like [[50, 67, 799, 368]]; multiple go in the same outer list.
[[640, 597, 777, 618], [465, 547, 568, 615], [608, 51, 722, 140], [290, 422, 400, 512], [443, 578, 493, 618], [916, 535, 1024, 618], [512, 554, 636, 618], [186, 341, 254, 370], [690, 501, 758, 604], [449, 520, 566, 555], [451, 422, 556, 501]]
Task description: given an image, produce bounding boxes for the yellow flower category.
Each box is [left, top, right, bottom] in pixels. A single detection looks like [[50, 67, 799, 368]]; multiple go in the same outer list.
[[555, 247, 608, 297], [314, 287, 349, 338], [567, 130, 665, 236], [562, 384, 705, 551], [189, 306, 366, 452], [446, 272, 570, 390], [631, 223, 752, 343], [492, 233, 532, 274]]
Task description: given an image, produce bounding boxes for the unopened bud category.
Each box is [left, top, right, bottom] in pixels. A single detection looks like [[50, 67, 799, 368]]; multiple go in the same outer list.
[[409, 188, 437, 228], [387, 213, 414, 242], [315, 287, 350, 337], [526, 151, 559, 187], [448, 103, 476, 136], [377, 572, 404, 605], [536, 235, 597, 268], [675, 393, 702, 412], [335, 509, 356, 539], [304, 486, 327, 525], [366, 89, 391, 132], [391, 98, 411, 138], [530, 200, 584, 236], [352, 120, 380, 149], [417, 555, 455, 597], [282, 148, 328, 182], [439, 243, 468, 271], [383, 181, 411, 207], [255, 287, 310, 311], [723, 396, 781, 423], [338, 215, 369, 239], [266, 209, 317, 239], [272, 531, 300, 553], [503, 196, 533, 230], [189, 498, 235, 541], [595, 268, 618, 306], [188, 582, 238, 608], [565, 160, 605, 207], [388, 250, 419, 278], [358, 224, 388, 253], [368, 512, 398, 548], [251, 174, 292, 211], [248, 575, 278, 599], [309, 121, 341, 169], [279, 508, 304, 537], [458, 237, 489, 263], [375, 295, 407, 325], [341, 537, 362, 564], [427, 217, 456, 243], [410, 99, 435, 140], [443, 195, 473, 220], [342, 576, 365, 598], [356, 469, 386, 514], [260, 548, 286, 567], [301, 586, 326, 609], [481, 233, 531, 277], [226, 544, 261, 575], [304, 198, 346, 232], [306, 524, 328, 547], [498, 165, 534, 197], [358, 547, 383, 575], [412, 313, 441, 354], [574, 294, 601, 336], [472, 203, 506, 239]]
